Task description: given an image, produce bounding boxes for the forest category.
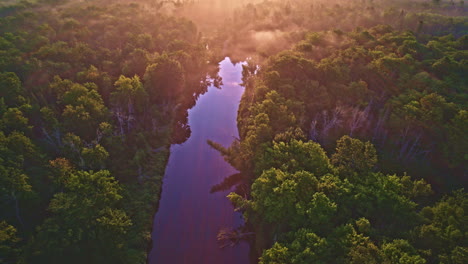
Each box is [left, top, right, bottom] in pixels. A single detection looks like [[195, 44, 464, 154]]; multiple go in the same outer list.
[[0, 0, 467, 264], [0, 0, 217, 263]]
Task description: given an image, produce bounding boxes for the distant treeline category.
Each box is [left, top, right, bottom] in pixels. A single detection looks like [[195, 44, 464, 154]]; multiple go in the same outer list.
[[213, 0, 467, 61]]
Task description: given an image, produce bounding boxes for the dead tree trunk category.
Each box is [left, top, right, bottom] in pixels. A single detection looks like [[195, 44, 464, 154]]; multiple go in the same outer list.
[[12, 192, 24, 229]]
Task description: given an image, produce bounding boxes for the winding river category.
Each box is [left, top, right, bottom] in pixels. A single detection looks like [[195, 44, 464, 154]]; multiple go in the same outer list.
[[148, 58, 250, 264]]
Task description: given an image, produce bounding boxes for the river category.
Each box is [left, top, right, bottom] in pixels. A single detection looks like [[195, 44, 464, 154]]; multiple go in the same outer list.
[[148, 57, 250, 264]]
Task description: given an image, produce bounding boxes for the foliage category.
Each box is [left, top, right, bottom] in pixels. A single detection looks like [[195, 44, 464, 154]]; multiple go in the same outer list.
[[0, 221, 19, 264], [0, 0, 212, 262], [226, 7, 467, 262], [0, 0, 466, 263], [29, 170, 132, 263], [144, 55, 185, 103], [332, 135, 377, 176]]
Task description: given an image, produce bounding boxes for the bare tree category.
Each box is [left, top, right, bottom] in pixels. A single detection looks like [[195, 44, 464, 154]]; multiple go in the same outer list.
[[396, 126, 431, 162], [372, 107, 390, 146], [348, 104, 371, 137], [310, 106, 343, 143]]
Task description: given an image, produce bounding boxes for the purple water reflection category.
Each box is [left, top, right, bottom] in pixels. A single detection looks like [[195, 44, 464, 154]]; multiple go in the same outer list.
[[148, 58, 250, 264]]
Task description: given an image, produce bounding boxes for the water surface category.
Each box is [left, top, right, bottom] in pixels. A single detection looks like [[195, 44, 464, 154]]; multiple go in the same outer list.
[[149, 58, 249, 264]]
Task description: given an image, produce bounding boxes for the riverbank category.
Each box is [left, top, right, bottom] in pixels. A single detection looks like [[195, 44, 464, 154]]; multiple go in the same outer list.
[[123, 147, 170, 263]]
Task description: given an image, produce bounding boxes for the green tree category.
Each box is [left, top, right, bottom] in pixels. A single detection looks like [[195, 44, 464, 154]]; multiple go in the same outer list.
[[256, 139, 333, 175], [234, 168, 337, 231], [111, 75, 147, 134], [122, 48, 150, 77], [32, 170, 131, 263], [0, 107, 31, 135], [81, 144, 109, 170], [0, 72, 21, 106], [0, 221, 19, 264], [260, 230, 329, 264], [381, 239, 426, 264], [347, 233, 382, 264], [249, 91, 301, 135], [48, 158, 74, 190], [144, 55, 185, 103], [413, 190, 467, 263], [0, 131, 36, 227], [60, 83, 108, 140], [260, 242, 292, 264], [332, 136, 377, 176], [341, 172, 424, 237], [260, 225, 381, 264]]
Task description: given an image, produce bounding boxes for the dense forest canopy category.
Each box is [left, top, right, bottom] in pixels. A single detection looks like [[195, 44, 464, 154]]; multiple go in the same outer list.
[[0, 0, 466, 263], [214, 0, 467, 61], [211, 1, 467, 263], [224, 27, 467, 263], [0, 0, 218, 263]]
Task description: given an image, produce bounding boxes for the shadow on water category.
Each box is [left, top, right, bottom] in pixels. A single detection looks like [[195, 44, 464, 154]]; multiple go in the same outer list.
[[170, 63, 223, 145], [210, 172, 243, 193]]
